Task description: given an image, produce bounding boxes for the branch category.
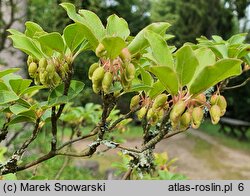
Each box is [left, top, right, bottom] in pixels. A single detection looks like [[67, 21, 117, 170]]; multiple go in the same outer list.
[[14, 118, 41, 157], [163, 129, 186, 140], [51, 106, 57, 151], [0, 115, 11, 143], [224, 77, 250, 90], [0, 0, 19, 51], [108, 107, 140, 131], [51, 70, 73, 151], [57, 126, 99, 151], [6, 122, 28, 147], [122, 168, 132, 180], [56, 71, 73, 119], [0, 118, 42, 174]]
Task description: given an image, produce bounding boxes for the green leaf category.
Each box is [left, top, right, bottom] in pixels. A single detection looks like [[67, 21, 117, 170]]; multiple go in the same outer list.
[[189, 59, 242, 95], [9, 79, 32, 95], [9, 104, 29, 115], [148, 80, 165, 99], [128, 22, 171, 55], [60, 3, 84, 23], [128, 83, 152, 92], [227, 33, 247, 45], [20, 85, 46, 96], [25, 21, 46, 38], [144, 30, 174, 68], [78, 9, 105, 41], [7, 29, 23, 36], [106, 14, 130, 40], [237, 44, 250, 58], [194, 48, 216, 68], [150, 66, 179, 95], [48, 80, 84, 106], [8, 34, 43, 59], [63, 23, 86, 52], [38, 32, 65, 53], [8, 116, 35, 125], [48, 84, 67, 106], [175, 45, 199, 86], [0, 81, 9, 91], [0, 90, 19, 105], [212, 44, 228, 58], [67, 80, 85, 100], [139, 67, 153, 86], [101, 37, 126, 59], [16, 98, 31, 108], [60, 3, 102, 48], [0, 68, 20, 78], [71, 24, 98, 50], [212, 35, 224, 43]]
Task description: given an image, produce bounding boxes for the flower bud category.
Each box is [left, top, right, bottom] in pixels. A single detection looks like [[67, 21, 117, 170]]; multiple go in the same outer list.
[[194, 93, 206, 104], [209, 105, 221, 125], [170, 100, 186, 123], [46, 63, 55, 73], [27, 55, 34, 65], [95, 43, 105, 57], [121, 73, 131, 89], [151, 114, 159, 126], [63, 63, 70, 73], [180, 112, 191, 130], [102, 72, 113, 93], [92, 67, 105, 84], [92, 83, 101, 94], [137, 107, 147, 120], [52, 72, 61, 86], [147, 108, 154, 120], [157, 109, 165, 121], [152, 94, 168, 110], [210, 95, 227, 116], [39, 57, 47, 69], [210, 94, 219, 105], [120, 48, 131, 62], [191, 107, 204, 129], [39, 71, 48, 85], [88, 63, 99, 80], [130, 95, 140, 110], [217, 96, 227, 116], [125, 63, 135, 82], [28, 62, 38, 78]]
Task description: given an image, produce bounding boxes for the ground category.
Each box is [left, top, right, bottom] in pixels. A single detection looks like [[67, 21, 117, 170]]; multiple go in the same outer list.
[[73, 128, 250, 179]]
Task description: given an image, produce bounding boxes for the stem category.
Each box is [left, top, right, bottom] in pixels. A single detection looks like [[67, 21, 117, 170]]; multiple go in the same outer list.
[[122, 168, 132, 180], [224, 77, 250, 90], [51, 106, 57, 151], [6, 123, 28, 147], [0, 116, 11, 142]]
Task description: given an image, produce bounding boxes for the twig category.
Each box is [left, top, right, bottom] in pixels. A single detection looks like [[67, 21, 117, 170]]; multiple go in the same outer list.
[[163, 129, 186, 139], [57, 126, 99, 151], [117, 144, 141, 153], [224, 77, 250, 90], [14, 118, 41, 157], [0, 116, 11, 142], [51, 106, 57, 151], [6, 122, 28, 147], [108, 108, 139, 131], [56, 71, 72, 119], [54, 156, 70, 180], [122, 168, 132, 180]]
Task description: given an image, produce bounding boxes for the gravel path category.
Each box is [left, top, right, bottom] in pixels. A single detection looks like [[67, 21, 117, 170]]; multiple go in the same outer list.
[[73, 129, 250, 179]]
